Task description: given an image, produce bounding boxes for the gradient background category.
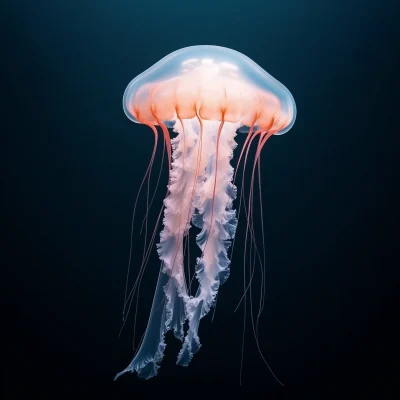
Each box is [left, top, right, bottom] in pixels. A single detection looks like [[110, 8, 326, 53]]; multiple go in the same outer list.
[[3, 0, 399, 397]]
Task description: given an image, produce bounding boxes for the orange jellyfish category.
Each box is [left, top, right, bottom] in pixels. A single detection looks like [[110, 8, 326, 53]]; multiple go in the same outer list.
[[115, 45, 296, 380]]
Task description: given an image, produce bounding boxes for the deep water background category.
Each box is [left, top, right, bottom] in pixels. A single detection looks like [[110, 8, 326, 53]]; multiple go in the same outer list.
[[2, 0, 399, 397]]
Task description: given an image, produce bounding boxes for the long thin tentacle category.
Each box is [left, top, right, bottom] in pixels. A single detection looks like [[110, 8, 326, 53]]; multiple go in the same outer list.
[[121, 123, 158, 324]]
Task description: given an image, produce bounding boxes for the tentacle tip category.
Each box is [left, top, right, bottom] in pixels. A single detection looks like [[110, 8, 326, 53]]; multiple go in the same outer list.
[[114, 369, 129, 382]]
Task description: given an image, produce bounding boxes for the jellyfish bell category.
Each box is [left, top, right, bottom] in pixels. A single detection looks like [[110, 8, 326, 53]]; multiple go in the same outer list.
[[116, 45, 296, 382], [123, 45, 296, 134]]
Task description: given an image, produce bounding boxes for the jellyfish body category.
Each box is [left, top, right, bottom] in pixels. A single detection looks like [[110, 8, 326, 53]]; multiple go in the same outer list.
[[116, 46, 296, 380]]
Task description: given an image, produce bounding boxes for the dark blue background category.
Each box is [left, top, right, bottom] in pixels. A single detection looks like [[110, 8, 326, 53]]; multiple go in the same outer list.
[[3, 0, 399, 397]]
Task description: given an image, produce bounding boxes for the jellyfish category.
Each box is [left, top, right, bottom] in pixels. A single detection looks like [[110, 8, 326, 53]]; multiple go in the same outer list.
[[115, 45, 296, 381]]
